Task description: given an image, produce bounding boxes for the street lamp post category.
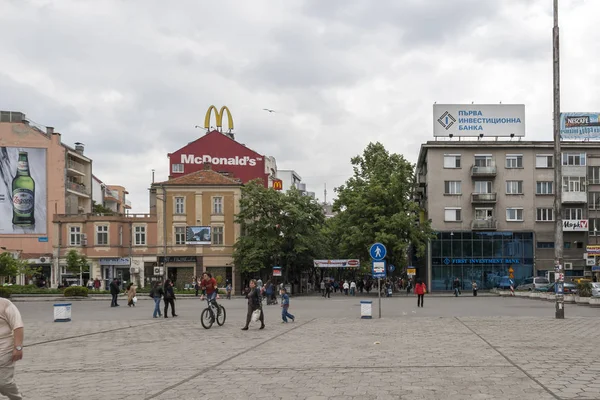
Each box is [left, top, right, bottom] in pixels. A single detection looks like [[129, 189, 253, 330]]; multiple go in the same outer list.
[[553, 0, 565, 319]]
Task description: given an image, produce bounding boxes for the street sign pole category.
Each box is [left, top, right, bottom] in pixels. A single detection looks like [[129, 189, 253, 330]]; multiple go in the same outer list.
[[378, 278, 381, 318]]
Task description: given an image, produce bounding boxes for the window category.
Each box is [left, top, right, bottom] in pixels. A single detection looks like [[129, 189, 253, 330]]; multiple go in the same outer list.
[[444, 181, 462, 195], [536, 208, 554, 221], [564, 208, 583, 220], [537, 242, 555, 249], [69, 226, 81, 246], [506, 208, 523, 221], [590, 218, 600, 234], [589, 166, 600, 184], [134, 225, 146, 246], [474, 155, 493, 167], [444, 207, 461, 222], [506, 181, 523, 194], [174, 197, 185, 214], [536, 154, 553, 168], [474, 181, 492, 194], [564, 242, 571, 249], [174, 226, 186, 245], [562, 153, 586, 166], [443, 154, 461, 168], [172, 164, 184, 173], [213, 197, 223, 214], [212, 226, 224, 245], [475, 208, 493, 220], [505, 154, 523, 168], [536, 181, 554, 195], [589, 192, 600, 209], [96, 225, 108, 245], [562, 176, 585, 192]]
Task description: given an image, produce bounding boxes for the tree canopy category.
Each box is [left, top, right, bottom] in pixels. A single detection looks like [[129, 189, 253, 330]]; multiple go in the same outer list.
[[0, 252, 40, 278], [330, 142, 433, 270], [65, 250, 89, 275]]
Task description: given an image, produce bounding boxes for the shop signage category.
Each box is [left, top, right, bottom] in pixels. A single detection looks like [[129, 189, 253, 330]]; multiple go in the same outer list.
[[180, 154, 258, 166], [99, 258, 130, 265], [587, 245, 600, 255], [158, 256, 196, 263], [562, 219, 588, 231], [204, 105, 234, 131], [273, 266, 282, 277], [443, 258, 520, 265], [313, 259, 360, 268], [272, 179, 283, 190]]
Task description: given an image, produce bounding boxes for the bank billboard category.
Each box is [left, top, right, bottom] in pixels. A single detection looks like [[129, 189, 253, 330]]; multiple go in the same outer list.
[[186, 226, 211, 245], [0, 146, 47, 234], [560, 113, 600, 139], [433, 104, 525, 137]]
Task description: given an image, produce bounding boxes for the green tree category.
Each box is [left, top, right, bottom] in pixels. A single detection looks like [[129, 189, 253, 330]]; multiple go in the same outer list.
[[0, 252, 39, 281], [92, 201, 114, 214], [65, 249, 89, 277], [330, 142, 434, 271], [233, 180, 326, 281]]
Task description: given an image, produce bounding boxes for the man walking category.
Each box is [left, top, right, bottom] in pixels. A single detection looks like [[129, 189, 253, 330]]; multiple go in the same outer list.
[[109, 278, 120, 307], [0, 298, 24, 399]]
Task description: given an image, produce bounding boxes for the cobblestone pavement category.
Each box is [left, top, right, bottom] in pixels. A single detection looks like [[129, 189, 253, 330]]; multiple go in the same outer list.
[[13, 296, 600, 399]]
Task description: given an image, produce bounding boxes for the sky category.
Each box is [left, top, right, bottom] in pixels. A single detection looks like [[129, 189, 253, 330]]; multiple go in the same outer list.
[[1, 0, 599, 213]]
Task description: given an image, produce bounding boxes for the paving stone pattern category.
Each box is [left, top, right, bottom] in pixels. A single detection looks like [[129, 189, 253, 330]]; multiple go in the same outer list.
[[13, 297, 600, 399]]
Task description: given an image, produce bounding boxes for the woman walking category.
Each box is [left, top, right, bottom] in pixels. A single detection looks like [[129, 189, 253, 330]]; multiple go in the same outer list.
[[127, 283, 137, 307], [415, 279, 427, 308], [242, 279, 265, 330], [151, 281, 164, 318], [163, 279, 178, 318]]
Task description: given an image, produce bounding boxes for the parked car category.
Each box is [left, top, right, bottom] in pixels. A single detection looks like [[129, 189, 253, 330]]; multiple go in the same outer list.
[[591, 282, 600, 297], [516, 277, 549, 291]]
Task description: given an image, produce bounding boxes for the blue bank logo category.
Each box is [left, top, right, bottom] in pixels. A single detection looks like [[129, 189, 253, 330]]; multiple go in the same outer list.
[[438, 111, 456, 130], [443, 258, 451, 265]]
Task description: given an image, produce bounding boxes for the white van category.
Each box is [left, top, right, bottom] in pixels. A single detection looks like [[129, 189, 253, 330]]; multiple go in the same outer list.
[[516, 277, 550, 291]]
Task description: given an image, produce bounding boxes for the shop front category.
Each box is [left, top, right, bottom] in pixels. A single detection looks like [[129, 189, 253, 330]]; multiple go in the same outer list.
[[99, 258, 131, 290], [158, 256, 198, 289], [429, 231, 534, 291]]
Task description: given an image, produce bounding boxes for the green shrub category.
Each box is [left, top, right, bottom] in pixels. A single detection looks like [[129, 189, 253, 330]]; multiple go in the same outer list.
[[577, 282, 592, 297], [64, 286, 89, 297], [0, 287, 11, 298]]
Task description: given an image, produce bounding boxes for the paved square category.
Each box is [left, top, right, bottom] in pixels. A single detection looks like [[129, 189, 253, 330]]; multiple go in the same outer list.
[[12, 294, 600, 399]]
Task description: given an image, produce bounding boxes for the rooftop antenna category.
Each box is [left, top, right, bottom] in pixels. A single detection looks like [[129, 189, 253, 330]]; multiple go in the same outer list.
[[324, 183, 327, 204]]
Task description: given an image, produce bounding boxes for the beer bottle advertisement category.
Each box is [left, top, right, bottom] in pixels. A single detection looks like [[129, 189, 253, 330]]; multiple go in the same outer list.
[[0, 147, 47, 234]]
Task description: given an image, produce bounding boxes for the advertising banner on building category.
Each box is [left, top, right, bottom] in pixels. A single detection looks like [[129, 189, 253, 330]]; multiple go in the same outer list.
[[313, 259, 360, 268], [587, 245, 600, 255], [562, 220, 588, 231], [186, 226, 211, 245], [560, 113, 600, 140], [433, 104, 525, 137], [0, 147, 47, 234]]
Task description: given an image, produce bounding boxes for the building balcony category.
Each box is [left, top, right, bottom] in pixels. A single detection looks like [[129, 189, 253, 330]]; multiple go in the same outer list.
[[562, 191, 587, 204], [471, 219, 497, 230], [104, 189, 120, 202], [66, 159, 85, 176], [125, 199, 132, 209], [471, 165, 497, 178], [66, 180, 90, 197], [471, 193, 497, 203]]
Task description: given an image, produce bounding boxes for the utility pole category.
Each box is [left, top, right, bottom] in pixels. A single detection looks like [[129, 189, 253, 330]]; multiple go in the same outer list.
[[553, 0, 565, 319]]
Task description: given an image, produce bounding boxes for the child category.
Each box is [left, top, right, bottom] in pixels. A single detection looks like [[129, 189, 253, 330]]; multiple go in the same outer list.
[[280, 288, 295, 323], [226, 281, 232, 300]]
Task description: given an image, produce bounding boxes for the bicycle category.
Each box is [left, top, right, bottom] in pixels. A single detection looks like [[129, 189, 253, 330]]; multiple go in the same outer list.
[[200, 296, 226, 329]]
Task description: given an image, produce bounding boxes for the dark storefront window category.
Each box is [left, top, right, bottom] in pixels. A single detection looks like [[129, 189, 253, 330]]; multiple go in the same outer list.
[[431, 232, 534, 291]]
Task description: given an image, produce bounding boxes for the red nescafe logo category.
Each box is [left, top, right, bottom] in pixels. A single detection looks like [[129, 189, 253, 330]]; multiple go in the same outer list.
[[347, 260, 359, 266]]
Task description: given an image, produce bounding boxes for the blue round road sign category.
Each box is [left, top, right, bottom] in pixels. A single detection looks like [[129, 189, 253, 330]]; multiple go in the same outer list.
[[369, 243, 387, 261]]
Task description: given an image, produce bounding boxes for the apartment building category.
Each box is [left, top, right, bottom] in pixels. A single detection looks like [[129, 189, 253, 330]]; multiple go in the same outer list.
[[416, 140, 600, 292], [0, 111, 92, 285], [92, 176, 132, 213], [52, 213, 158, 288], [149, 164, 242, 292]]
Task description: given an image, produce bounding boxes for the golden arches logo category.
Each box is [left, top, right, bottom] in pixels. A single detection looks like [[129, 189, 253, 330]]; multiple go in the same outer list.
[[204, 105, 234, 132]]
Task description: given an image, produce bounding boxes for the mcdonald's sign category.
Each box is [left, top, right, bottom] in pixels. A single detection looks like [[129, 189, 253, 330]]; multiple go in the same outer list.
[[272, 179, 283, 191], [204, 105, 234, 132]]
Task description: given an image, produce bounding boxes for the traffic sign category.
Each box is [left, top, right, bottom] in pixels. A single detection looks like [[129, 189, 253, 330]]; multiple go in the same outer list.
[[372, 260, 387, 278], [388, 264, 395, 272], [369, 243, 387, 261]]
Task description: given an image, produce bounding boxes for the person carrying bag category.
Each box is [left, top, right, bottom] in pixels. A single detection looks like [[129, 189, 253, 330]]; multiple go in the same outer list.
[[242, 279, 265, 330]]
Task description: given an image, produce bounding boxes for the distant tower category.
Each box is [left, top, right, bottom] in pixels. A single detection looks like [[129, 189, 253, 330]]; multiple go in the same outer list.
[[324, 183, 327, 204]]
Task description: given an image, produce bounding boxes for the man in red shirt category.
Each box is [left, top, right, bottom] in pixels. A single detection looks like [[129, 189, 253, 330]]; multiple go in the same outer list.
[[200, 272, 219, 307]]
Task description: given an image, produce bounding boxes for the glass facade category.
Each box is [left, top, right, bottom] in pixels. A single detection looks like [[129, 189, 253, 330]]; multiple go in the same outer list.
[[430, 231, 534, 291]]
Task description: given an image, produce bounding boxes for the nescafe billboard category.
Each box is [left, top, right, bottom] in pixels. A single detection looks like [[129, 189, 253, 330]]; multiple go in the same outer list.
[[168, 131, 268, 186]]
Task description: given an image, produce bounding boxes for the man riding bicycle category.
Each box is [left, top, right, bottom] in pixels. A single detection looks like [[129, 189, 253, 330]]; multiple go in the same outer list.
[[199, 273, 220, 314]]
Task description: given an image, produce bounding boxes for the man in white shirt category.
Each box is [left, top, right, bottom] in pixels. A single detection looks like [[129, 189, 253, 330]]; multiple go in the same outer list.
[[0, 298, 23, 399], [343, 281, 349, 296], [350, 281, 356, 296]]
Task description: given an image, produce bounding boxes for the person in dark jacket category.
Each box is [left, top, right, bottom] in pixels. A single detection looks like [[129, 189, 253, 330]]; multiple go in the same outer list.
[[163, 280, 178, 318], [109, 278, 120, 307], [241, 279, 265, 330], [151, 281, 164, 318]]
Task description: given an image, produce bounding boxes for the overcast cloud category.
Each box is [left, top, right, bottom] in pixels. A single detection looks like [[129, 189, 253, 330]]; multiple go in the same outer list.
[[1, 0, 598, 212]]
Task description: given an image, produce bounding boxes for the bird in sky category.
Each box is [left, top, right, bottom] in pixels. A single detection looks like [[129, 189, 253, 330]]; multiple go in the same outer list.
[[263, 108, 276, 113]]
